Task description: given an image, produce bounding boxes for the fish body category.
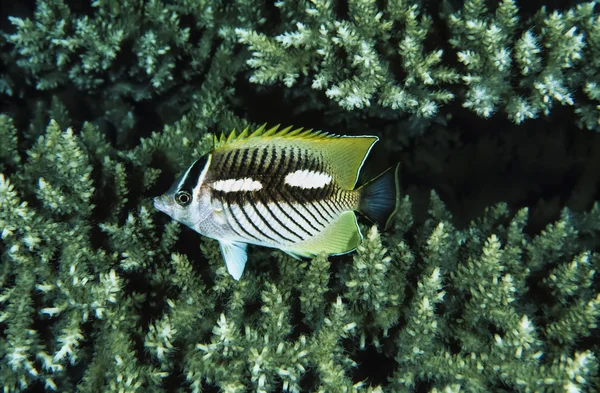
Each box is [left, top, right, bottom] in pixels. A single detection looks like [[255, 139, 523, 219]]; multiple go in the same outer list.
[[154, 125, 400, 280]]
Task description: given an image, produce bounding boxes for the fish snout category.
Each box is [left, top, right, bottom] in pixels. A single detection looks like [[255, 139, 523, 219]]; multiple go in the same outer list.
[[153, 195, 169, 211]]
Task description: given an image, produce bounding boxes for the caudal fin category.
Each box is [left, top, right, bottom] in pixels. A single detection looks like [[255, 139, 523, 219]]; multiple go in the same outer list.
[[357, 163, 400, 229]]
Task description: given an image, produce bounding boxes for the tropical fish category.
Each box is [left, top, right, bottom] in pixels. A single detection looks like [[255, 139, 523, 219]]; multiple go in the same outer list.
[[153, 125, 400, 280]]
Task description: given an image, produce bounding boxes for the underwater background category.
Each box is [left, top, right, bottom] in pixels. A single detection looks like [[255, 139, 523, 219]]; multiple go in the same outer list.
[[0, 0, 599, 392]]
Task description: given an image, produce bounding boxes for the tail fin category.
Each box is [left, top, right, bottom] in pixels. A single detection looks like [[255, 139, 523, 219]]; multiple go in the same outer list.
[[357, 163, 400, 229]]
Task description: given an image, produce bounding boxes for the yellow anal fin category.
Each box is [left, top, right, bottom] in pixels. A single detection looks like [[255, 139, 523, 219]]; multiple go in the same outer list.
[[285, 211, 362, 257], [310, 136, 378, 190]]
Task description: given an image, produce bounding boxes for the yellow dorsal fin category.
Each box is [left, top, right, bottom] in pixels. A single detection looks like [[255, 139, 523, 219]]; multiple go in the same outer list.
[[213, 124, 377, 189], [313, 135, 378, 189], [213, 124, 330, 149]]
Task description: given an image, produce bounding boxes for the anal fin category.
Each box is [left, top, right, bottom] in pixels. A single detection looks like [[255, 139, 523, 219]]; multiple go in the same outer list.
[[283, 250, 304, 260], [285, 211, 362, 257]]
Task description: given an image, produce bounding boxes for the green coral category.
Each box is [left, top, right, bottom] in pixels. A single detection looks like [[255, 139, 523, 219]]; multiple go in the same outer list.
[[237, 0, 600, 130], [1, 0, 600, 391], [389, 194, 600, 392], [237, 0, 459, 115], [6, 0, 214, 93], [0, 116, 20, 172], [1, 113, 599, 391], [2, 0, 259, 145], [4, 0, 600, 130]]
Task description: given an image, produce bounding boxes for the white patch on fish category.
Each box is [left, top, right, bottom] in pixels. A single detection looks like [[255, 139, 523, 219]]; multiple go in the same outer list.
[[284, 170, 332, 189], [213, 177, 263, 192]]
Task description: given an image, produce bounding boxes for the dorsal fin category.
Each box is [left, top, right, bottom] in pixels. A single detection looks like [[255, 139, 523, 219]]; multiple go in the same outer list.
[[316, 135, 378, 189], [213, 124, 332, 149], [213, 124, 378, 190]]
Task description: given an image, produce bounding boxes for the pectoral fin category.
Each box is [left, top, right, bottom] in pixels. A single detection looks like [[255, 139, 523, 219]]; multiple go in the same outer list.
[[219, 240, 248, 280]]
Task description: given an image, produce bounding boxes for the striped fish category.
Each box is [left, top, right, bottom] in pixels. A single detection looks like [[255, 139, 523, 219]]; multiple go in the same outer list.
[[153, 125, 400, 280]]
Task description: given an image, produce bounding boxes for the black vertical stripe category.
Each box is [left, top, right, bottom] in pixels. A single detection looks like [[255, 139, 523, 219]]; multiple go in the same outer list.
[[229, 201, 261, 241], [179, 155, 209, 193], [308, 155, 332, 200], [239, 201, 277, 242], [271, 194, 314, 237], [273, 146, 289, 193], [263, 145, 277, 189], [225, 149, 241, 179], [326, 172, 335, 194], [316, 153, 325, 174], [251, 167, 304, 241], [261, 198, 304, 241], [277, 146, 321, 233], [256, 146, 268, 173], [242, 148, 259, 177], [302, 153, 318, 200], [279, 146, 287, 175], [235, 148, 250, 178], [306, 153, 318, 173], [248, 197, 294, 242], [221, 200, 245, 239], [287, 146, 296, 171], [310, 164, 328, 201], [283, 148, 327, 227], [220, 150, 234, 175], [317, 155, 330, 199], [295, 148, 302, 172]]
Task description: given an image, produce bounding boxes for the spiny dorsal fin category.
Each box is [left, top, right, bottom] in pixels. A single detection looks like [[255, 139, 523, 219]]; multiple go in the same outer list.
[[213, 124, 332, 149], [213, 124, 378, 190]]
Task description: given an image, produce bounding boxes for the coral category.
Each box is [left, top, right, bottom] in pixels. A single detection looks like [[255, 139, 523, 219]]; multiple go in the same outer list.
[[1, 0, 600, 391], [237, 0, 600, 130], [1, 114, 599, 391], [2, 0, 258, 145]]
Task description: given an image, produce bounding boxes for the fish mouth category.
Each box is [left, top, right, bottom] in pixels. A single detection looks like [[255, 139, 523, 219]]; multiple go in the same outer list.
[[153, 196, 168, 211]]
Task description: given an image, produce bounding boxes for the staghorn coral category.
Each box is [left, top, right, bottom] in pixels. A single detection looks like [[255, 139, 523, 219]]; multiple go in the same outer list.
[[1, 113, 599, 391], [1, 0, 600, 392], [237, 0, 600, 130]]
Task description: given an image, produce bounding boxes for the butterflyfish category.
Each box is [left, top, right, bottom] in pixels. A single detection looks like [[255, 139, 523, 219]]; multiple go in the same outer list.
[[153, 125, 400, 280]]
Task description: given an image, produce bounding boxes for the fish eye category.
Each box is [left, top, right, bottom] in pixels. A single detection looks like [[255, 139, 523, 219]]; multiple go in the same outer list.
[[175, 191, 192, 206]]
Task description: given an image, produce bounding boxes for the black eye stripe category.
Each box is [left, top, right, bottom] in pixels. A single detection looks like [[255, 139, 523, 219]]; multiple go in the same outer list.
[[180, 155, 209, 194]]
